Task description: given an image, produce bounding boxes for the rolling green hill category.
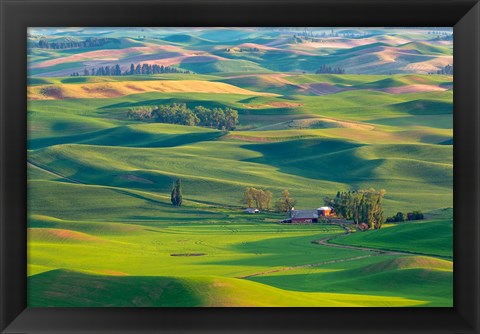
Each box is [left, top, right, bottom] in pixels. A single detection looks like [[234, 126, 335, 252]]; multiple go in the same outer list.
[[179, 59, 271, 74], [249, 254, 452, 306], [330, 219, 453, 258], [28, 28, 452, 76], [26, 27, 453, 307], [29, 269, 432, 307]]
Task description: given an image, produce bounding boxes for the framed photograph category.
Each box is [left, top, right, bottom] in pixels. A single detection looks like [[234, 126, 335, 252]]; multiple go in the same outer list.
[[1, 0, 479, 333]]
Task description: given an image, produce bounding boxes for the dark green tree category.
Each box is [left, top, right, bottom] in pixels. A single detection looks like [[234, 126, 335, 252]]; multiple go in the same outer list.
[[394, 212, 406, 222], [171, 179, 183, 207]]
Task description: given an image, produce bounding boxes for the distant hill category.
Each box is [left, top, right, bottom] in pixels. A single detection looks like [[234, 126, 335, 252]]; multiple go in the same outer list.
[[28, 27, 452, 77]]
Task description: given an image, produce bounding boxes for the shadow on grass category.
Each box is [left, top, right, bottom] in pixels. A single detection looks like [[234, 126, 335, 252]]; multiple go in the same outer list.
[[29, 126, 225, 150], [240, 137, 378, 183]]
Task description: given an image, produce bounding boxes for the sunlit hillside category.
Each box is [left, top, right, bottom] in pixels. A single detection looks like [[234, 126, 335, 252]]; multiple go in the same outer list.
[[27, 27, 453, 307]]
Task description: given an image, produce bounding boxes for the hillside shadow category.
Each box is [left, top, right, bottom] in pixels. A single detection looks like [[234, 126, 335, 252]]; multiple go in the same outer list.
[[29, 126, 225, 150], [240, 138, 380, 183], [28, 269, 205, 307], [248, 261, 452, 304], [391, 99, 452, 115], [198, 232, 362, 268]]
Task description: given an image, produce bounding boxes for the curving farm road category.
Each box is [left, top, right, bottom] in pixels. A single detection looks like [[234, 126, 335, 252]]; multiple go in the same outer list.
[[238, 222, 448, 279]]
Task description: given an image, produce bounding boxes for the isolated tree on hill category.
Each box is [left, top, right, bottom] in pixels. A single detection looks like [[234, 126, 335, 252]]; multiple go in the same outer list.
[[275, 189, 297, 212], [171, 179, 183, 207]]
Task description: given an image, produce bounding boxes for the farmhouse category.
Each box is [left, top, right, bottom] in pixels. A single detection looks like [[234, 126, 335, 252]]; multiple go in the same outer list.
[[281, 206, 334, 223], [317, 206, 334, 217]]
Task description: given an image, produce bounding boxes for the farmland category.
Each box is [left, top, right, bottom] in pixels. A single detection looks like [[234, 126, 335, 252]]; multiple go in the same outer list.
[[27, 27, 453, 307]]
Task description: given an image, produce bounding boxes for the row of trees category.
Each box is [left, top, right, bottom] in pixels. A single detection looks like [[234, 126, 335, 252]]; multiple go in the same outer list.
[[428, 31, 453, 41], [291, 32, 370, 44], [35, 37, 114, 49], [127, 103, 239, 130], [224, 47, 260, 52], [386, 211, 424, 223], [292, 30, 339, 40], [435, 34, 453, 41], [71, 63, 190, 77], [242, 188, 297, 212], [315, 64, 346, 74], [324, 189, 386, 229]]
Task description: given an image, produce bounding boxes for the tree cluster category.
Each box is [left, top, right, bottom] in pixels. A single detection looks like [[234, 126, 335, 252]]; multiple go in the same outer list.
[[290, 29, 369, 42], [435, 34, 453, 41], [127, 103, 239, 130], [315, 64, 346, 74], [340, 32, 370, 38], [72, 63, 190, 77], [324, 189, 386, 229], [242, 188, 297, 213], [386, 210, 424, 223], [35, 37, 114, 49], [275, 189, 297, 212], [436, 64, 453, 75], [242, 187, 273, 210], [293, 29, 340, 39], [428, 31, 453, 41], [428, 30, 452, 35]]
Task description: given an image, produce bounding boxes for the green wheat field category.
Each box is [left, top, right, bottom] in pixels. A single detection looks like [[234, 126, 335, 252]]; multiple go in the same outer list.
[[27, 27, 453, 307]]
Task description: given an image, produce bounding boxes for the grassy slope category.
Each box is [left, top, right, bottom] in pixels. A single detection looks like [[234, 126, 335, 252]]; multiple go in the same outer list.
[[27, 139, 452, 214], [28, 28, 452, 76], [28, 214, 451, 307], [330, 219, 453, 258], [28, 270, 428, 307], [28, 80, 276, 100], [27, 72, 453, 307], [29, 212, 365, 278], [27, 74, 452, 214], [248, 254, 452, 306]]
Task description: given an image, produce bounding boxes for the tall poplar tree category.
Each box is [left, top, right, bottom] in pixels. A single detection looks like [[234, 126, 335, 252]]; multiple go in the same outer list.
[[171, 179, 183, 207]]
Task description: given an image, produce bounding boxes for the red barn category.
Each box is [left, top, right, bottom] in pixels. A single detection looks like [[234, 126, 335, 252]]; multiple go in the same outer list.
[[290, 209, 318, 223]]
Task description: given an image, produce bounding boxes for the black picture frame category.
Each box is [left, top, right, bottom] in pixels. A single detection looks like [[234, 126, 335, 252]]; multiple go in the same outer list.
[[1, 0, 479, 333]]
